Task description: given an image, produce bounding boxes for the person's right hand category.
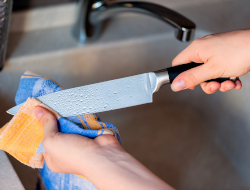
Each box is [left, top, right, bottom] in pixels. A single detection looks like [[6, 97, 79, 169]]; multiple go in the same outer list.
[[171, 29, 250, 94]]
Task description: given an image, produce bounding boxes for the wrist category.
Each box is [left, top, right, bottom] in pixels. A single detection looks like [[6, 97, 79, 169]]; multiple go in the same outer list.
[[80, 145, 173, 190], [78, 143, 127, 176]]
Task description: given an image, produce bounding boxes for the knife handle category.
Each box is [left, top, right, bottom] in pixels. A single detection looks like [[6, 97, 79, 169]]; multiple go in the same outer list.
[[166, 62, 236, 84]]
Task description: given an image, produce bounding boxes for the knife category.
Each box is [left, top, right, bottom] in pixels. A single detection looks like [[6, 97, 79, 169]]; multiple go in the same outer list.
[[7, 63, 236, 117]]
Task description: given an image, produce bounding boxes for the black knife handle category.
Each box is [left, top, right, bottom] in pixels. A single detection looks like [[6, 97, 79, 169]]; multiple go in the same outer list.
[[167, 62, 232, 84]]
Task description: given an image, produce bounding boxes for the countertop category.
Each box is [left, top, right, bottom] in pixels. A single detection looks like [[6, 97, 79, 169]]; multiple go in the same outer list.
[[0, 150, 24, 189]]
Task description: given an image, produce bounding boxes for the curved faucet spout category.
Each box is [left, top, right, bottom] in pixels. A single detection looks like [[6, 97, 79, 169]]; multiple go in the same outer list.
[[90, 1, 195, 42], [73, 0, 196, 43]]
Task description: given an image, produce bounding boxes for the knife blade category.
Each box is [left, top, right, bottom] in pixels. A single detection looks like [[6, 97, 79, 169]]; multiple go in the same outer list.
[[7, 63, 236, 117]]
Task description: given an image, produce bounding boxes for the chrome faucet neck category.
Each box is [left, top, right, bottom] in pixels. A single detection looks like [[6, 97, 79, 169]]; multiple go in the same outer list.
[[73, 0, 196, 43]]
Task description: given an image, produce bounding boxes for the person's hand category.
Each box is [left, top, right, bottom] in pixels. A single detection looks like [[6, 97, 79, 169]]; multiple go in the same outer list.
[[33, 106, 123, 176], [171, 29, 250, 94], [33, 106, 174, 190]]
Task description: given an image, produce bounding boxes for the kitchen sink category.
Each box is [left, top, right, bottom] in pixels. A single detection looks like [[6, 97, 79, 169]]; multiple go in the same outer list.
[[1, 0, 250, 189]]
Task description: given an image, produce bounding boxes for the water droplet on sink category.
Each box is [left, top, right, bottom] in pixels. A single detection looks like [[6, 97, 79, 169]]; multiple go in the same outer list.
[[114, 91, 117, 94]]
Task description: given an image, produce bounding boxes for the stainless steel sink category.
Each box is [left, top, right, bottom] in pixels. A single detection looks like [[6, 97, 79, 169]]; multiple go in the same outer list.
[[1, 0, 250, 189]]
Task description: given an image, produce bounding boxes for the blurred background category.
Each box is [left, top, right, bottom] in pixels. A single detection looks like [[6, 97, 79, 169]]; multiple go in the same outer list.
[[1, 0, 250, 189], [13, 0, 76, 11]]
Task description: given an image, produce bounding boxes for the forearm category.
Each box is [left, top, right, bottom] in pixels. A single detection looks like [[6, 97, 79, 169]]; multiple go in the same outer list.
[[82, 147, 174, 190]]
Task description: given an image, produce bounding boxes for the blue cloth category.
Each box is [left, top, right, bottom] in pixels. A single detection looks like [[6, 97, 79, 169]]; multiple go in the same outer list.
[[15, 72, 121, 190]]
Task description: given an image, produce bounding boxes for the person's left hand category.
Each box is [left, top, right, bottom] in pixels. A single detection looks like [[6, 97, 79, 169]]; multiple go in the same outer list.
[[33, 106, 123, 175], [33, 106, 174, 190]]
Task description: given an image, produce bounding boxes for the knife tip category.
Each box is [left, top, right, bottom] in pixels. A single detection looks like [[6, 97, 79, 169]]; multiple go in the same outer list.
[[6, 108, 15, 115]]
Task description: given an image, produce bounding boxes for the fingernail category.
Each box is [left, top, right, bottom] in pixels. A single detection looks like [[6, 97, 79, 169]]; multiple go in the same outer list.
[[33, 107, 44, 120], [236, 80, 241, 86], [171, 79, 186, 92], [225, 86, 232, 91], [211, 87, 219, 92]]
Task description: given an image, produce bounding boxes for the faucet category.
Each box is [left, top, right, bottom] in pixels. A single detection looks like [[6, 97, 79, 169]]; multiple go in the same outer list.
[[73, 0, 196, 43]]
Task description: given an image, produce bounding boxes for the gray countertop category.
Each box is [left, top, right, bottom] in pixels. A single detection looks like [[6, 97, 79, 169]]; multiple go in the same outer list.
[[0, 150, 24, 189]]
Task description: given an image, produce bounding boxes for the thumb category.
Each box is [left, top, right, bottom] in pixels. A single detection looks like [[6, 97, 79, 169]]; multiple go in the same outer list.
[[171, 63, 215, 92], [33, 106, 58, 141]]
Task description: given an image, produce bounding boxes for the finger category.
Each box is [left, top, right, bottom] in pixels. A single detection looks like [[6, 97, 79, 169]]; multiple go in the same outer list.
[[235, 79, 242, 90], [219, 80, 236, 92], [171, 63, 216, 92], [33, 106, 58, 141], [43, 152, 50, 163], [200, 81, 221, 94], [43, 152, 59, 173], [95, 135, 121, 147], [172, 39, 205, 66]]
